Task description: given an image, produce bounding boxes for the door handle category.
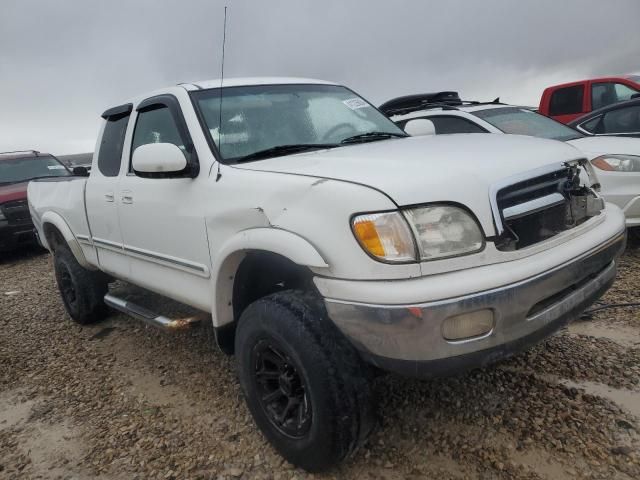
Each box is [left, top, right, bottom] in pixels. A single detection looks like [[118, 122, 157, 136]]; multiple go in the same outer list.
[[104, 192, 114, 202], [121, 191, 133, 204]]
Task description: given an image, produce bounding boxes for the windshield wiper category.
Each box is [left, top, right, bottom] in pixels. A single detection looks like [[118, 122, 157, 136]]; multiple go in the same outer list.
[[235, 144, 339, 162], [340, 131, 407, 144]]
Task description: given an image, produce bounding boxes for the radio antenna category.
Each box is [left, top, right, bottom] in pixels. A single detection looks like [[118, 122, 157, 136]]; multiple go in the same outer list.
[[215, 5, 228, 182]]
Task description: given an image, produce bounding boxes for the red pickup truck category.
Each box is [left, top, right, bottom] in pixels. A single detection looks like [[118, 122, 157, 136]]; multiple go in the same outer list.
[[0, 151, 70, 251], [539, 75, 640, 124]]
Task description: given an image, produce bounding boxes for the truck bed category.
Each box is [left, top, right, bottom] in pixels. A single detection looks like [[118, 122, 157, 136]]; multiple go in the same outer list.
[[27, 176, 92, 253]]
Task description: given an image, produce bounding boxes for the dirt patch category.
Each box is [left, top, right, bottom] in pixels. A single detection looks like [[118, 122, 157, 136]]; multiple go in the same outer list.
[[504, 332, 640, 390], [0, 390, 91, 479], [0, 390, 36, 430], [1, 244, 639, 479], [568, 320, 640, 348], [19, 420, 87, 479], [559, 378, 640, 418]]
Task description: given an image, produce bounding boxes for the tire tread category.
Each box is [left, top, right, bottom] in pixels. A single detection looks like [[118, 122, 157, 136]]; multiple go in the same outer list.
[[235, 290, 376, 471]]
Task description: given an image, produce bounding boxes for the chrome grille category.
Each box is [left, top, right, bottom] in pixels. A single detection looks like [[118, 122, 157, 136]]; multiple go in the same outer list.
[[494, 167, 597, 251]]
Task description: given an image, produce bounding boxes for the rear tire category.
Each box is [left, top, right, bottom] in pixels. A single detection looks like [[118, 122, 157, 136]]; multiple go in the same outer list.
[[235, 291, 376, 472], [53, 247, 108, 324]]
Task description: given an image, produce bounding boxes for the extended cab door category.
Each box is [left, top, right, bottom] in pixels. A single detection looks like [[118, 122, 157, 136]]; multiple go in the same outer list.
[[85, 105, 132, 279], [117, 95, 212, 310]]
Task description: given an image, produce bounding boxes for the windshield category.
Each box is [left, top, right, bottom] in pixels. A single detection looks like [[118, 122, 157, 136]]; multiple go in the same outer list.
[[474, 107, 583, 141], [0, 155, 70, 185], [191, 84, 406, 162]]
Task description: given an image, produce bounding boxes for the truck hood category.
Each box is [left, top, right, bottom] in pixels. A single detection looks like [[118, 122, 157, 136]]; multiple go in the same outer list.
[[567, 136, 640, 159], [234, 134, 583, 234], [0, 182, 28, 204]]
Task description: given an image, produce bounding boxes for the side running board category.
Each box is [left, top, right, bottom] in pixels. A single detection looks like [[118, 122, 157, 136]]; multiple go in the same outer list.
[[104, 293, 204, 331]]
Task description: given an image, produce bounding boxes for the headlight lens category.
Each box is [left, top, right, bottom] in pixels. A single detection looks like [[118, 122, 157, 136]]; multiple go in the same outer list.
[[352, 205, 484, 263], [592, 154, 640, 172], [352, 211, 416, 262], [403, 205, 484, 260]]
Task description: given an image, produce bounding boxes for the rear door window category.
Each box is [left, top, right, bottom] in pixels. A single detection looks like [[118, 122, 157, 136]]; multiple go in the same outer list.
[[601, 105, 640, 133], [97, 113, 130, 177], [549, 85, 584, 116]]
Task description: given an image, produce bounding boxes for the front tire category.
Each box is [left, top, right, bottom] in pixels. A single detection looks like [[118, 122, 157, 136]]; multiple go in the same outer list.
[[235, 291, 375, 472], [53, 247, 108, 324]]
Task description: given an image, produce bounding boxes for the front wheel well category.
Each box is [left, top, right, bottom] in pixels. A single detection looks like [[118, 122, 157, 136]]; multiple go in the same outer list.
[[42, 223, 67, 252], [216, 251, 316, 355]]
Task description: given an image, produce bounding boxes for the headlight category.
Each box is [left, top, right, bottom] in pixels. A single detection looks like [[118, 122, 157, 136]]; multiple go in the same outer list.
[[0, 211, 5, 221], [403, 205, 484, 260], [592, 154, 640, 172], [352, 205, 484, 263], [352, 211, 417, 263]]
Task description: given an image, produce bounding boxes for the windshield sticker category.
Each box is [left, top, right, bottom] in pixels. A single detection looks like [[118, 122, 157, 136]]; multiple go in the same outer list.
[[47, 165, 66, 170], [343, 98, 370, 110]]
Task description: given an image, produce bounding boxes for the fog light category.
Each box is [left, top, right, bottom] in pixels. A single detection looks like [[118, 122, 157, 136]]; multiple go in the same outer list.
[[442, 309, 494, 341]]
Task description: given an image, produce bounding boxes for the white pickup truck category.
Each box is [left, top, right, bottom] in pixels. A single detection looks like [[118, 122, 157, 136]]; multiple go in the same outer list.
[[28, 78, 626, 471]]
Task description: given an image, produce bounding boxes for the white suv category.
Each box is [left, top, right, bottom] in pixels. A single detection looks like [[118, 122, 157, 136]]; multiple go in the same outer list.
[[383, 92, 640, 229]]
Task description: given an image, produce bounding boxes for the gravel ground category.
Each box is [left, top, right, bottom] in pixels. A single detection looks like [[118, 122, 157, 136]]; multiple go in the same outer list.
[[1, 240, 639, 480]]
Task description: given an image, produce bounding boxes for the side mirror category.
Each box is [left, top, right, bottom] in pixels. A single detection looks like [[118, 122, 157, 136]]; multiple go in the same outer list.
[[404, 118, 436, 136], [132, 143, 187, 174], [72, 166, 89, 177]]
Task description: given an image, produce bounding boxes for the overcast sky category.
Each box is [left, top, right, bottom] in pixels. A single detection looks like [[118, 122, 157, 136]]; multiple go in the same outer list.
[[1, 0, 639, 155]]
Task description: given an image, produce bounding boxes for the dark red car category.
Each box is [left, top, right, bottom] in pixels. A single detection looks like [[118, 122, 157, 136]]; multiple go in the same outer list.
[[539, 75, 640, 124], [0, 151, 70, 251]]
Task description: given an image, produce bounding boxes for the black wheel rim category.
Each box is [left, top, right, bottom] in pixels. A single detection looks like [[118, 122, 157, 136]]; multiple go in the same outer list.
[[59, 266, 77, 307], [252, 338, 312, 438]]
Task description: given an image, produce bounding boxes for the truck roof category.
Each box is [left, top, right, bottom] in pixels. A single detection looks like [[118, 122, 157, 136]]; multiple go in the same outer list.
[[115, 77, 340, 113], [184, 77, 337, 90], [543, 74, 640, 90]]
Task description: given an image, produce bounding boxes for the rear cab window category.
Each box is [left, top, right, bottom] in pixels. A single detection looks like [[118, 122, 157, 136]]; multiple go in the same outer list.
[[549, 85, 584, 116], [97, 105, 132, 177]]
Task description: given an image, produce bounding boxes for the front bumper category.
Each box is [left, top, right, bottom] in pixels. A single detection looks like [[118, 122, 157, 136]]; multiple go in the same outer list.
[[0, 221, 37, 251], [618, 195, 640, 227], [323, 232, 625, 378]]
